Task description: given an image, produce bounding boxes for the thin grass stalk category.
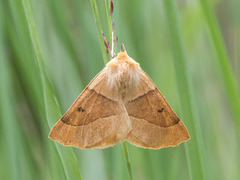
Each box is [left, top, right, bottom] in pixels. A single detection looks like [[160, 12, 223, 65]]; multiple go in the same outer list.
[[89, 0, 108, 64], [122, 141, 133, 180], [121, 143, 133, 180], [21, 0, 82, 179], [105, 0, 113, 44], [162, 0, 207, 179], [104, 1, 133, 179], [89, 1, 133, 179], [199, 0, 240, 130]]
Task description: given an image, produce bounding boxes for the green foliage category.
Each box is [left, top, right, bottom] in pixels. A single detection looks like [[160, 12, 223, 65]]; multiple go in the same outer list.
[[0, 0, 239, 179], [21, 0, 82, 179], [163, 0, 206, 179]]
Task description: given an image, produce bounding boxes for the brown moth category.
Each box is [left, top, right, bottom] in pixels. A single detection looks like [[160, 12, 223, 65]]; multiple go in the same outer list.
[[49, 51, 190, 149]]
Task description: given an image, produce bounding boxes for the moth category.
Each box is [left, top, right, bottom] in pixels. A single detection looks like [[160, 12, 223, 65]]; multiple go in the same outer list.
[[49, 51, 190, 149]]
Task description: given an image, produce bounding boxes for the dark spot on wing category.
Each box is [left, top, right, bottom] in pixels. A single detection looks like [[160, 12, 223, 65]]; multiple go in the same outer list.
[[158, 108, 164, 113], [78, 107, 85, 112]]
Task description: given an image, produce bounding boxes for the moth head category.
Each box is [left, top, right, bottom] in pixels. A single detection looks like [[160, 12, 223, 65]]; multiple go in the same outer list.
[[116, 52, 128, 61], [107, 51, 139, 69]]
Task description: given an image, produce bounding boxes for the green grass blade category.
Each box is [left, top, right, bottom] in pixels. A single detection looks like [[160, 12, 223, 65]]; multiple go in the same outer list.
[[20, 0, 82, 179], [89, 0, 108, 64], [122, 142, 133, 180], [162, 0, 207, 179], [105, 0, 113, 44], [44, 0, 87, 84], [0, 53, 19, 180], [6, 1, 68, 178], [0, 8, 20, 180], [199, 0, 240, 130]]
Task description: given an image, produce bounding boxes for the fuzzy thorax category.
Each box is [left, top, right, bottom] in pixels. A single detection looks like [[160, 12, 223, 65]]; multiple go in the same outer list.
[[105, 52, 141, 93]]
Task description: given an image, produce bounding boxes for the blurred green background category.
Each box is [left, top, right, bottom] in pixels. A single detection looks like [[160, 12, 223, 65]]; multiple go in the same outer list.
[[0, 0, 240, 179]]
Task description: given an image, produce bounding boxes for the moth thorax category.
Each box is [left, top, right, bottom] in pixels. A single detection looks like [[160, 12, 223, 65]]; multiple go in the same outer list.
[[106, 57, 141, 94]]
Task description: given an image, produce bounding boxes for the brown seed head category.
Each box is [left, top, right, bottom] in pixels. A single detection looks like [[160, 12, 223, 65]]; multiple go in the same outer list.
[[110, 0, 114, 16]]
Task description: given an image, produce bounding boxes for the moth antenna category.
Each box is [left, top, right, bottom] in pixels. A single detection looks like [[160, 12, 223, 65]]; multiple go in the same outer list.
[[121, 43, 126, 52]]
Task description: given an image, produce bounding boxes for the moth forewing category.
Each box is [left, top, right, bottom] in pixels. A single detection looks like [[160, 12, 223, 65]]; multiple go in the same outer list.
[[49, 68, 132, 149], [49, 51, 190, 149]]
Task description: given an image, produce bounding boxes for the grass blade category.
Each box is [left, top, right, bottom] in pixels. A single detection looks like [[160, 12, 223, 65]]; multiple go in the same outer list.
[[89, 0, 108, 64], [162, 0, 207, 179], [104, 0, 113, 44], [20, 0, 82, 179], [122, 142, 133, 180], [199, 0, 240, 130], [0, 7, 20, 180]]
